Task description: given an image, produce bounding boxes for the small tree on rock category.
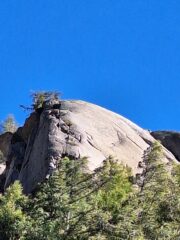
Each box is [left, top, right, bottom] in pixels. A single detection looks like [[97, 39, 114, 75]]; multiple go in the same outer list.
[[31, 91, 60, 110]]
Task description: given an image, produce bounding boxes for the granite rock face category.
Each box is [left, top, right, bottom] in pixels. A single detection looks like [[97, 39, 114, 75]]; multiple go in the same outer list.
[[0, 132, 13, 158], [0, 164, 5, 175], [0, 100, 178, 193]]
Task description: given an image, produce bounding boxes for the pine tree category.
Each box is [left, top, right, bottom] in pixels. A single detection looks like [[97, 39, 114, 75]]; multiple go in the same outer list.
[[1, 114, 18, 133], [31, 91, 60, 110], [25, 157, 133, 240], [137, 142, 180, 239], [108, 142, 180, 240], [1, 145, 178, 239], [96, 157, 132, 213], [0, 181, 29, 240]]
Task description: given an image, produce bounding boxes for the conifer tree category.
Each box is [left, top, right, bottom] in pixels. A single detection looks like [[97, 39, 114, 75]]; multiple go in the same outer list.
[[137, 142, 180, 239], [1, 144, 178, 239], [25, 157, 132, 240], [31, 91, 60, 110], [113, 142, 180, 240], [0, 181, 29, 240], [0, 114, 18, 133]]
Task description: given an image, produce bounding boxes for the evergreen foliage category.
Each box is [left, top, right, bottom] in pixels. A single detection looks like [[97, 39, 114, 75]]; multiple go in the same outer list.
[[111, 142, 180, 239], [0, 114, 18, 133], [136, 142, 180, 239], [96, 157, 132, 213], [0, 144, 179, 239], [30, 91, 60, 110], [25, 157, 132, 239], [0, 181, 29, 240]]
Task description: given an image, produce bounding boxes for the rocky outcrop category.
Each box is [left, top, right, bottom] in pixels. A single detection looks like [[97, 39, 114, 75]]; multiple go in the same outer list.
[[0, 100, 178, 193], [0, 132, 13, 158], [0, 164, 5, 175], [151, 131, 180, 162]]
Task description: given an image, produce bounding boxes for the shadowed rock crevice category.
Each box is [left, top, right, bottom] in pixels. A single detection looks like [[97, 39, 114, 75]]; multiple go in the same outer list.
[[151, 131, 180, 162]]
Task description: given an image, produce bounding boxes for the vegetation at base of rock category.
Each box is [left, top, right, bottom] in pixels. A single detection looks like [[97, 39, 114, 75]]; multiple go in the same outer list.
[[0, 114, 18, 134], [24, 157, 132, 240], [132, 142, 180, 239], [0, 142, 179, 239], [0, 182, 29, 240]]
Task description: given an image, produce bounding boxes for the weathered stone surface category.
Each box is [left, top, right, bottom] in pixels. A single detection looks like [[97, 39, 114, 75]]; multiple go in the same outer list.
[[0, 132, 13, 157], [0, 100, 178, 193], [17, 112, 39, 144], [0, 164, 5, 175], [151, 131, 180, 162]]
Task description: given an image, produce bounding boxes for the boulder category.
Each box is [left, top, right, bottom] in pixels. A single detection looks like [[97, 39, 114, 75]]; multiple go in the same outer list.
[[1, 100, 178, 193]]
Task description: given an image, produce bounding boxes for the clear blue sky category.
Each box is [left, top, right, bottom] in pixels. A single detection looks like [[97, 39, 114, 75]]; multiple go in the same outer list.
[[0, 0, 180, 130]]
